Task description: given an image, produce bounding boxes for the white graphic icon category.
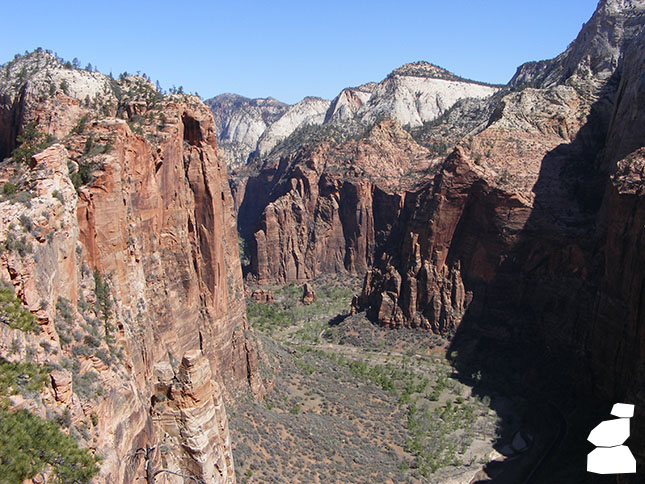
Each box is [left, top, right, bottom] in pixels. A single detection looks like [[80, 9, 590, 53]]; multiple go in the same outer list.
[[587, 403, 636, 474]]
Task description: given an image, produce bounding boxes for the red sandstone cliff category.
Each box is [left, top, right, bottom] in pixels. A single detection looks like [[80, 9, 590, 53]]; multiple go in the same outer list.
[[0, 52, 263, 483], [237, 120, 438, 284]]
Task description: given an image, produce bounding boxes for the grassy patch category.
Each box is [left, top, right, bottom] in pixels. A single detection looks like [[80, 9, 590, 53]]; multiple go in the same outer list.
[[246, 279, 355, 343]]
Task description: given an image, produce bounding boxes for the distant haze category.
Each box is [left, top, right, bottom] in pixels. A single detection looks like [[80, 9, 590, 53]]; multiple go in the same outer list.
[[2, 0, 598, 104]]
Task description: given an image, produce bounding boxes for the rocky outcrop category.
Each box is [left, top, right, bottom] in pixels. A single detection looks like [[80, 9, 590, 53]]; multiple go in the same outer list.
[[510, 0, 645, 88], [301, 283, 316, 305], [152, 350, 235, 484], [357, 144, 535, 334], [251, 289, 274, 303], [50, 369, 73, 404], [357, 0, 645, 338], [0, 51, 264, 484]]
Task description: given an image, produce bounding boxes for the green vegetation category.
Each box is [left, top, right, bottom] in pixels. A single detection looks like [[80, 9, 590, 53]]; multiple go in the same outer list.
[[72, 370, 103, 400], [246, 281, 354, 343], [0, 288, 38, 332], [405, 398, 476, 475], [3, 230, 33, 257], [11, 121, 56, 165], [2, 182, 17, 196], [322, 349, 478, 475], [69, 159, 96, 191], [71, 114, 89, 135], [52, 189, 65, 205], [0, 358, 47, 403], [0, 408, 100, 484], [238, 235, 250, 267], [55, 296, 116, 369], [0, 351, 98, 482], [68, 135, 113, 191], [268, 122, 370, 158]]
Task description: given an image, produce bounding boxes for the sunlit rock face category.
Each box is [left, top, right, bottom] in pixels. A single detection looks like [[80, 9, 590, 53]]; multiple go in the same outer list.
[[0, 50, 265, 484]]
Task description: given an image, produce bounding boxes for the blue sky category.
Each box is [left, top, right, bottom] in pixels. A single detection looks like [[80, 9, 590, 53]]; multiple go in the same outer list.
[[2, 0, 599, 104]]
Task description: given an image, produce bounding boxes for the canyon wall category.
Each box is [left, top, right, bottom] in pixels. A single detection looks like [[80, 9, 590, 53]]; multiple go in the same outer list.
[[0, 51, 263, 483], [358, 0, 645, 468]]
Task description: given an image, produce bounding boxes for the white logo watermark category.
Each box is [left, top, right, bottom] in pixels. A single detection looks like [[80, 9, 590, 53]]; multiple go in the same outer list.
[[587, 403, 636, 474]]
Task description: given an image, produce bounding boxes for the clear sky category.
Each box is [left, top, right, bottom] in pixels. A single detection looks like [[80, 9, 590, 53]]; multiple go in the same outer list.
[[2, 0, 599, 104]]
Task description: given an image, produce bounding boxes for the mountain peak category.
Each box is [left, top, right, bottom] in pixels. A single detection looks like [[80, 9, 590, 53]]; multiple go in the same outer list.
[[389, 61, 462, 81], [510, 0, 645, 88]]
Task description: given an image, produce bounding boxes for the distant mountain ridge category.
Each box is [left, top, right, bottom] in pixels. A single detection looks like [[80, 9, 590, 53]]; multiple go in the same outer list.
[[207, 61, 500, 169], [206, 94, 289, 169]]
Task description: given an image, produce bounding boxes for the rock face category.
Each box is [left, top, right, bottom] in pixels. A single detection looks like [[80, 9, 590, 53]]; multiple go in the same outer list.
[[206, 94, 330, 168], [256, 97, 331, 156], [225, 62, 501, 284], [0, 51, 264, 484], [325, 62, 500, 128], [0, 51, 116, 160], [510, 0, 645, 89], [158, 350, 236, 483]]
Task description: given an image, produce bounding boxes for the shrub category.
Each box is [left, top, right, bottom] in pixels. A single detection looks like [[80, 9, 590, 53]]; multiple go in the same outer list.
[[52, 189, 65, 205], [14, 191, 33, 207], [69, 159, 97, 190], [3, 232, 33, 257], [0, 408, 100, 484], [11, 121, 53, 165], [18, 214, 32, 232], [72, 370, 102, 400], [0, 288, 38, 332], [93, 270, 113, 342], [0, 358, 47, 399], [72, 115, 89, 135], [2, 182, 16, 196]]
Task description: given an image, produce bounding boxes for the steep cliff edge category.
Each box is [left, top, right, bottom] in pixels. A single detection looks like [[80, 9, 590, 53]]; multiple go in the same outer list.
[[0, 51, 263, 483]]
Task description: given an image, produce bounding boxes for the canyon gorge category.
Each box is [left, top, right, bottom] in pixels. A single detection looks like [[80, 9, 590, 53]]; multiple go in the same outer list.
[[0, 0, 643, 483]]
